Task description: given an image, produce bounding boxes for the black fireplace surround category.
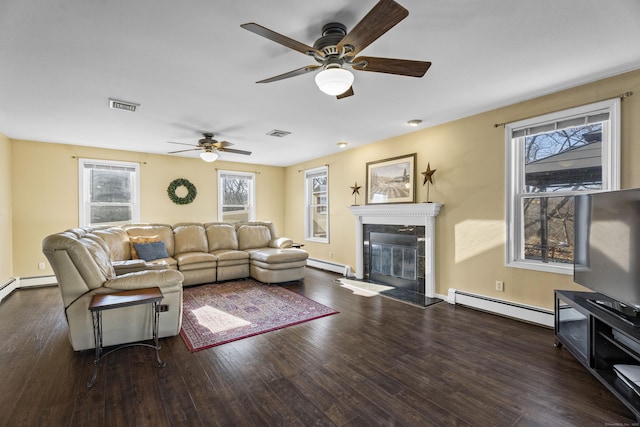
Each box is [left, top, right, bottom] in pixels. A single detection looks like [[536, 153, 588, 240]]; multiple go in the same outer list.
[[363, 224, 426, 294]]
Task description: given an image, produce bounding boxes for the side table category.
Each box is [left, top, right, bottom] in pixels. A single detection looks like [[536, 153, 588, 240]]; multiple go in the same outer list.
[[87, 287, 166, 388]]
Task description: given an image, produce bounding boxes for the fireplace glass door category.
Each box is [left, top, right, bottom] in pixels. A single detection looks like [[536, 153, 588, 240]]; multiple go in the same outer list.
[[369, 232, 418, 290]]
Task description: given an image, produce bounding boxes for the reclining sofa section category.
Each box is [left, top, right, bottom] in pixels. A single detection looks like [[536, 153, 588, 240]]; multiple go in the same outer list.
[[42, 221, 308, 351]]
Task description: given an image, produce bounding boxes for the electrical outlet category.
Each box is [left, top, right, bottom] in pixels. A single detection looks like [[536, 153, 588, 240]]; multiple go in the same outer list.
[[496, 281, 504, 292], [38, 262, 46, 270]]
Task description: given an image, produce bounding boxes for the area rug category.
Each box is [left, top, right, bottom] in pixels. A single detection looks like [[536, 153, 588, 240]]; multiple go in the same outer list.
[[179, 280, 338, 352]]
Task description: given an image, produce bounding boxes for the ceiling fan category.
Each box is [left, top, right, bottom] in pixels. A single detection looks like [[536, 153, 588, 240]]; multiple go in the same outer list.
[[167, 133, 252, 162], [241, 0, 431, 99]]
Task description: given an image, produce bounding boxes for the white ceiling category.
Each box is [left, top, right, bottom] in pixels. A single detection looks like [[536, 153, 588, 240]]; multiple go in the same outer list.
[[1, 0, 639, 167]]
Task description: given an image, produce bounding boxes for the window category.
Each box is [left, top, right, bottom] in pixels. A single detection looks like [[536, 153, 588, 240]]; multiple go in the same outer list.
[[79, 159, 140, 227], [505, 99, 620, 274], [304, 166, 329, 242], [218, 170, 255, 223]]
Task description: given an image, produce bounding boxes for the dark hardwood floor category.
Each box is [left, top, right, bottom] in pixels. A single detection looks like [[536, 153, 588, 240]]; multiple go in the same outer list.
[[0, 267, 636, 426]]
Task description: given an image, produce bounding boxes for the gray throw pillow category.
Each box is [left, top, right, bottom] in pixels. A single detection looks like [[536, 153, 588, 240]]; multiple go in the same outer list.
[[133, 241, 169, 261]]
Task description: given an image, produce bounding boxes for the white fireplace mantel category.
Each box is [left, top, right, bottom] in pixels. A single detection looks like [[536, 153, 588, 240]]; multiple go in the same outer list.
[[349, 203, 442, 298]]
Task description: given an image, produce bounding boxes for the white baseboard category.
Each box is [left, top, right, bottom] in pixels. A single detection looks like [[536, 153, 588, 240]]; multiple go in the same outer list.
[[307, 258, 350, 276], [448, 288, 554, 327]]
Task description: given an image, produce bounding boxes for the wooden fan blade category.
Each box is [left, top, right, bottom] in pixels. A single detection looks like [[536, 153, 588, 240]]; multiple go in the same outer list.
[[241, 23, 323, 57], [336, 86, 354, 99], [168, 148, 201, 154], [351, 56, 431, 77], [167, 141, 199, 147], [256, 65, 321, 83], [337, 0, 408, 57], [220, 148, 252, 156], [214, 141, 234, 148]]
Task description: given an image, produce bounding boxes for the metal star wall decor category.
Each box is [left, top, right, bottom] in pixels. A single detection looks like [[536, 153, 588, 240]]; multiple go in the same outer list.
[[350, 181, 361, 205], [421, 163, 436, 185], [421, 163, 437, 202]]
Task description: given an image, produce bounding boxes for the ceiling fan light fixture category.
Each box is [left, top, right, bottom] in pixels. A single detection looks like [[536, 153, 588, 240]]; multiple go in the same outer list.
[[337, 141, 348, 148], [315, 68, 354, 96], [200, 150, 219, 162], [407, 119, 422, 127]]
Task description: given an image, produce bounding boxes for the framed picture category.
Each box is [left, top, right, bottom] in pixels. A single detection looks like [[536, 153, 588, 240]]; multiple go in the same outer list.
[[366, 153, 416, 204]]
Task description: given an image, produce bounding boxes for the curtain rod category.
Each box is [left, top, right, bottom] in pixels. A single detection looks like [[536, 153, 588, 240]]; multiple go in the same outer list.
[[493, 91, 633, 128], [214, 168, 261, 174], [298, 164, 329, 173], [71, 155, 148, 165]]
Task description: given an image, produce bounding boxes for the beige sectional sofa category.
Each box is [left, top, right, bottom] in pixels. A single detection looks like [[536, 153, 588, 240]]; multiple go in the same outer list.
[[42, 221, 308, 351], [117, 221, 308, 285]]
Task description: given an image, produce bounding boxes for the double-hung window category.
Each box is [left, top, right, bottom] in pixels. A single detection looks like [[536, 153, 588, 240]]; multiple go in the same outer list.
[[304, 166, 329, 243], [505, 99, 620, 274], [79, 158, 140, 227], [218, 170, 255, 223]]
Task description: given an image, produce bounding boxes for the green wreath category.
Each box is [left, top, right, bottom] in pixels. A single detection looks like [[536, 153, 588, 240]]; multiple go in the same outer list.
[[167, 178, 197, 205]]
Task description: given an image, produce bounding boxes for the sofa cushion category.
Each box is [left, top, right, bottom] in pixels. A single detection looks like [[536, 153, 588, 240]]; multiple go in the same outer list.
[[213, 249, 249, 262], [205, 223, 239, 251], [92, 227, 132, 261], [134, 241, 169, 262], [112, 259, 166, 275], [251, 259, 308, 270], [79, 236, 116, 280], [237, 225, 272, 250], [174, 251, 218, 266], [173, 223, 208, 254], [174, 251, 217, 273], [246, 248, 309, 264], [149, 258, 178, 269], [125, 224, 175, 256], [129, 235, 160, 259]]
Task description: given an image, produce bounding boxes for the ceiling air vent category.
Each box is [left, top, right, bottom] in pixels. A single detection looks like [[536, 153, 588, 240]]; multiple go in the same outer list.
[[266, 129, 291, 138], [109, 98, 139, 112]]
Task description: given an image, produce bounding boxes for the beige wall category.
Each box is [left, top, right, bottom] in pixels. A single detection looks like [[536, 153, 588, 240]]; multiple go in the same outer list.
[[285, 69, 640, 310], [10, 140, 285, 277], [0, 133, 13, 283], [5, 69, 640, 309]]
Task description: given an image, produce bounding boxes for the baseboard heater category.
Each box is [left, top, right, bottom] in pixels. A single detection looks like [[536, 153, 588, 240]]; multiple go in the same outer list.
[[0, 275, 58, 303], [0, 278, 18, 303], [307, 258, 350, 276], [20, 275, 57, 288], [448, 288, 554, 328]]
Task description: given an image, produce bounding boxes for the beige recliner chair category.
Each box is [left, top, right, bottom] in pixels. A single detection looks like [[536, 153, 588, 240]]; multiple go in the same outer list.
[[42, 230, 184, 351]]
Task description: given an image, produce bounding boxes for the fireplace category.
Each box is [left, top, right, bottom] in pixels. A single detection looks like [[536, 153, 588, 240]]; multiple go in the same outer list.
[[364, 224, 424, 294], [349, 203, 442, 298]]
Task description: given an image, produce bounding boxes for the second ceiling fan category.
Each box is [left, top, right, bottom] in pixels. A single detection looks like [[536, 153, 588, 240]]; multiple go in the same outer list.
[[241, 0, 431, 99], [168, 133, 251, 162]]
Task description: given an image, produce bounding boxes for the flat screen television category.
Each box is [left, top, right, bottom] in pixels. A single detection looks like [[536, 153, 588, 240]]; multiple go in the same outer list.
[[574, 188, 640, 323]]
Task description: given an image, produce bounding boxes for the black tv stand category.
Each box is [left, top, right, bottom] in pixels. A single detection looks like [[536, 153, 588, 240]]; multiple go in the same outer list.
[[556, 290, 640, 422], [588, 298, 640, 327]]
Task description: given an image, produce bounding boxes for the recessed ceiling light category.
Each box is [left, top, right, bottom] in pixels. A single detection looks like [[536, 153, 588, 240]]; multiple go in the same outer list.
[[407, 119, 422, 127], [337, 141, 348, 148]]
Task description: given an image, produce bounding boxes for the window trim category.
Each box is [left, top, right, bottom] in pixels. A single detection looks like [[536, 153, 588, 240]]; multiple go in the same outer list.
[[505, 98, 620, 274], [78, 158, 140, 227], [304, 165, 329, 243], [217, 170, 256, 223]]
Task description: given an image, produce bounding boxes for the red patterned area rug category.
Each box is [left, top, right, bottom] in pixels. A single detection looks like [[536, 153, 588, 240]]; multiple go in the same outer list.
[[179, 279, 338, 352]]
